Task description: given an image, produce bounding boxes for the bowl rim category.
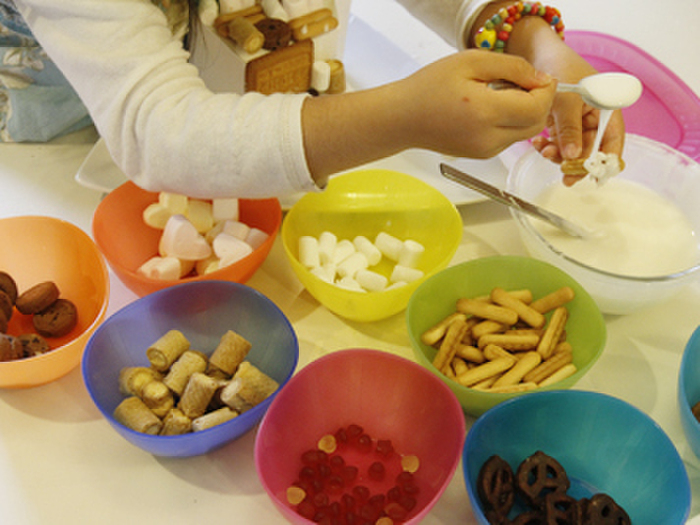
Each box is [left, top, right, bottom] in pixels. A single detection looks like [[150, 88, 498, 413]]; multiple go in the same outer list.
[[678, 325, 700, 426], [406, 255, 607, 402], [81, 279, 299, 443], [463, 389, 691, 523], [507, 133, 700, 283], [0, 214, 111, 363]]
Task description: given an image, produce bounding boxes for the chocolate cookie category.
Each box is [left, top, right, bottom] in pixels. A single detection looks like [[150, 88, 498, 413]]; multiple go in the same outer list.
[[0, 290, 12, 321], [16, 281, 60, 315], [0, 271, 18, 304], [254, 18, 292, 50], [33, 298, 78, 338], [18, 333, 51, 358], [0, 334, 23, 362]]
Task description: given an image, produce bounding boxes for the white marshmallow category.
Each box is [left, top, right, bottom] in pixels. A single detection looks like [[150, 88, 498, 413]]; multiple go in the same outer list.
[[282, 0, 310, 19], [355, 269, 388, 292], [260, 0, 289, 21], [336, 251, 369, 279], [222, 219, 250, 241], [299, 236, 320, 268], [386, 281, 407, 290], [398, 239, 425, 269], [158, 192, 189, 215], [390, 264, 424, 284], [137, 256, 182, 281], [213, 233, 253, 266], [375, 232, 403, 262], [335, 276, 366, 292], [332, 239, 356, 265], [245, 228, 269, 250], [353, 235, 382, 266], [198, 0, 219, 26], [159, 215, 212, 261], [318, 231, 337, 265], [186, 199, 214, 234], [220, 0, 255, 15], [310, 265, 335, 283], [311, 61, 331, 93], [212, 198, 239, 222], [142, 202, 172, 229]]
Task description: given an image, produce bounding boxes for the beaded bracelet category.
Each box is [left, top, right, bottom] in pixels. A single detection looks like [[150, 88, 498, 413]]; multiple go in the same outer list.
[[474, 2, 564, 52]]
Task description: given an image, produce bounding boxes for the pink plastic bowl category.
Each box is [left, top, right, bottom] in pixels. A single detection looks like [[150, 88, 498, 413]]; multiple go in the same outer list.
[[254, 349, 466, 524]]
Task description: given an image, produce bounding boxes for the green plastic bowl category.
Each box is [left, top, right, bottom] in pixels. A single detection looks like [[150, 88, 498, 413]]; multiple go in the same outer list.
[[406, 255, 606, 417], [282, 169, 462, 322]]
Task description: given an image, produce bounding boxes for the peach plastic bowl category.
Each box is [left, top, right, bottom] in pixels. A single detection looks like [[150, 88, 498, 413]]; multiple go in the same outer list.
[[0, 216, 110, 388], [92, 181, 282, 297], [255, 348, 466, 524]]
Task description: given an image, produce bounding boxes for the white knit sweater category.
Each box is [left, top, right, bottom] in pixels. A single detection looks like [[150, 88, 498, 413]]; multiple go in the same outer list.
[[13, 0, 491, 198]]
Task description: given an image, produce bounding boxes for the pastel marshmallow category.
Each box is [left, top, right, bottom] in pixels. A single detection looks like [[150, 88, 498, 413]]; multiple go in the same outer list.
[[353, 235, 382, 266], [213, 233, 253, 267], [137, 256, 182, 281], [222, 219, 250, 241], [375, 232, 403, 262], [398, 240, 425, 268], [159, 215, 212, 261], [336, 251, 369, 279], [299, 236, 320, 268], [196, 255, 220, 276], [355, 269, 388, 292], [390, 264, 424, 284], [186, 199, 214, 234], [212, 198, 239, 222], [245, 228, 269, 250], [142, 202, 172, 229], [158, 192, 189, 215]]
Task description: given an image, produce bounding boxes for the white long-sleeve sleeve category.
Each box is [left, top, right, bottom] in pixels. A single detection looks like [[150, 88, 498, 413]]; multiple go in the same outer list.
[[15, 0, 316, 199], [13, 0, 489, 198]]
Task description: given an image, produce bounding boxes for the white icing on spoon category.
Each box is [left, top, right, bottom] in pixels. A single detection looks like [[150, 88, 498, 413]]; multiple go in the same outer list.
[[557, 72, 642, 110]]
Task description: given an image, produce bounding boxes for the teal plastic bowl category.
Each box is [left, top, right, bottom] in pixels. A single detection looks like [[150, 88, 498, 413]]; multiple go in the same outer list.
[[406, 255, 606, 417], [678, 325, 700, 460], [464, 390, 690, 524]]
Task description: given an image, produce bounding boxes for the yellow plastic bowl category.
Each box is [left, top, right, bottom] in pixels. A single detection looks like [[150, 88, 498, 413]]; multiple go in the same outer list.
[[282, 169, 463, 322], [0, 216, 110, 388]]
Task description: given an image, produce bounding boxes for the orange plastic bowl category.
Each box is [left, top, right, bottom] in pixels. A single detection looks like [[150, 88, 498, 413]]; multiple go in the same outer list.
[[0, 216, 110, 388], [92, 182, 282, 297]]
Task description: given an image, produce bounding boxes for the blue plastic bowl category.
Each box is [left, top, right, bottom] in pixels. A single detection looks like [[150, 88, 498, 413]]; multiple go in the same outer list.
[[82, 280, 298, 457], [463, 390, 690, 525], [679, 325, 700, 461]]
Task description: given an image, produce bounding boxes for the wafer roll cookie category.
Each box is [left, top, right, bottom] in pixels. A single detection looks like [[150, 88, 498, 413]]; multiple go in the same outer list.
[[163, 350, 208, 396], [118, 367, 162, 396], [226, 16, 264, 53], [114, 397, 163, 435], [209, 330, 252, 375], [478, 333, 540, 351], [160, 408, 192, 436], [524, 349, 573, 384], [421, 312, 467, 346], [492, 351, 542, 388], [432, 317, 469, 372], [179, 372, 220, 419], [146, 329, 190, 372], [192, 407, 237, 431], [538, 363, 577, 387], [491, 287, 546, 329], [232, 361, 279, 406], [530, 286, 575, 314], [141, 380, 174, 418], [456, 298, 518, 326], [456, 356, 515, 387], [537, 307, 568, 360]]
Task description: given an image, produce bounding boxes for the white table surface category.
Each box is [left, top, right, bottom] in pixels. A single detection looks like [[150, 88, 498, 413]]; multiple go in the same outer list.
[[1, 1, 700, 523]]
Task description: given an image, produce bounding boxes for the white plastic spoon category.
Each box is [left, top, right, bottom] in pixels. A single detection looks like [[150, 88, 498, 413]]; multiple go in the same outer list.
[[556, 72, 643, 110]]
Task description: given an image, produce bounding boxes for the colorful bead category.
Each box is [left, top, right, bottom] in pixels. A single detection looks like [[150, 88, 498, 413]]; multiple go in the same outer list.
[[474, 2, 565, 51]]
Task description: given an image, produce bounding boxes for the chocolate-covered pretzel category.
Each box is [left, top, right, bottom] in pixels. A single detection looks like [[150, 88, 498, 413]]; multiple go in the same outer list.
[[516, 451, 570, 509], [510, 509, 547, 525], [543, 492, 582, 524], [582, 493, 631, 525], [477, 455, 515, 523]]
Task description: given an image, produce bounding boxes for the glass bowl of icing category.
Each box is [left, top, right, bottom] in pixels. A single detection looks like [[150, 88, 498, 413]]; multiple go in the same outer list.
[[507, 134, 700, 315]]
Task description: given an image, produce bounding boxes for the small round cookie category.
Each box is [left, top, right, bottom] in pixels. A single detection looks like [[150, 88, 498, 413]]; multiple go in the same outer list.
[[0, 290, 13, 321], [18, 333, 51, 358], [33, 298, 78, 338], [16, 281, 60, 315], [254, 18, 292, 50], [0, 334, 23, 362], [0, 271, 18, 304]]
